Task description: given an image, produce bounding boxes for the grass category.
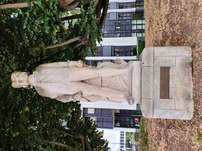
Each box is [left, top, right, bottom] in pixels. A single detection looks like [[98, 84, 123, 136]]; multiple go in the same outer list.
[[193, 113, 202, 144], [136, 40, 145, 59], [137, 118, 149, 151], [194, 128, 201, 144]]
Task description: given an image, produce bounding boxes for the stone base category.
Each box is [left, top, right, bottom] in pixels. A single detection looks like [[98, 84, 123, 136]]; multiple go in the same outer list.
[[129, 61, 142, 103], [140, 46, 193, 120]]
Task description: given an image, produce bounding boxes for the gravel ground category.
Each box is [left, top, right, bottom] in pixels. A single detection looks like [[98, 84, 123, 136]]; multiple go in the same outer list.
[[144, 0, 202, 150]]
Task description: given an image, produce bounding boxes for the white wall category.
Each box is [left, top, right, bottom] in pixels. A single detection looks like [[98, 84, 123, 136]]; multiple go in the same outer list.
[[86, 56, 137, 61], [108, 8, 136, 13], [98, 129, 120, 151], [80, 101, 137, 110], [109, 0, 136, 3], [97, 37, 137, 46]]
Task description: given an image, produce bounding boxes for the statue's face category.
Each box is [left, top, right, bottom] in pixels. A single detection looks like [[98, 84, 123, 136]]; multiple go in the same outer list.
[[11, 72, 29, 88]]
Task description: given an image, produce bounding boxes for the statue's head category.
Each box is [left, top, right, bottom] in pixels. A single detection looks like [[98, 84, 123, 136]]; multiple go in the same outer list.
[[11, 72, 29, 88]]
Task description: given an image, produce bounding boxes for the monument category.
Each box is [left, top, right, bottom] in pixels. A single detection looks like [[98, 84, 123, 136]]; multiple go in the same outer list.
[[11, 46, 193, 120], [11, 60, 138, 105], [140, 46, 193, 120]]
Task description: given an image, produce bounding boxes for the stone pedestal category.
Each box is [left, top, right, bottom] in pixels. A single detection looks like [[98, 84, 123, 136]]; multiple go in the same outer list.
[[130, 61, 142, 103], [140, 46, 193, 120]]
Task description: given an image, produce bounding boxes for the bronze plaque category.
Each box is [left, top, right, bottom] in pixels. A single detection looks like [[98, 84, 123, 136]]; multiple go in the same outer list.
[[160, 67, 170, 99]]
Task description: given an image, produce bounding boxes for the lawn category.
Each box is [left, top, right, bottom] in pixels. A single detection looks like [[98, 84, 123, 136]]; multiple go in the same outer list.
[[144, 0, 202, 150]]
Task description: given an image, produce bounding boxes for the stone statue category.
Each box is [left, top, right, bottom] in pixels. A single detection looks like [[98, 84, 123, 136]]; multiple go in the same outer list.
[[11, 60, 134, 104]]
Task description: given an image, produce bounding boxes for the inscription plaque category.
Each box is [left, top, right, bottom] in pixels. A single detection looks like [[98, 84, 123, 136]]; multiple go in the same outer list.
[[160, 67, 170, 99]]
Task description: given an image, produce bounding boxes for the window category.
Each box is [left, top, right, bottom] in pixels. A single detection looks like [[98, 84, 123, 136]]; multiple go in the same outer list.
[[118, 13, 132, 20], [114, 46, 136, 56], [87, 108, 95, 114], [132, 19, 145, 25], [133, 1, 144, 8], [131, 33, 136, 37], [137, 25, 142, 29], [97, 117, 113, 129], [136, 32, 145, 37], [132, 19, 145, 30], [119, 2, 135, 9], [132, 13, 144, 20], [132, 25, 136, 30], [94, 47, 103, 56]]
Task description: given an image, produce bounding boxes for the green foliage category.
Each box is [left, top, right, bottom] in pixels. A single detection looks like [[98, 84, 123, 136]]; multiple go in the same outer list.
[[0, 86, 77, 150], [136, 40, 145, 59], [137, 118, 149, 151], [193, 128, 201, 144], [77, 1, 102, 50], [50, 110, 110, 150], [22, 0, 64, 47], [125, 132, 138, 149], [0, 0, 109, 150], [134, 132, 139, 142]]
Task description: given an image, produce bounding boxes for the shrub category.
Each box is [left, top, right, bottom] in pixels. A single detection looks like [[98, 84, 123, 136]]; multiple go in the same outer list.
[[136, 40, 145, 59], [137, 118, 149, 151]]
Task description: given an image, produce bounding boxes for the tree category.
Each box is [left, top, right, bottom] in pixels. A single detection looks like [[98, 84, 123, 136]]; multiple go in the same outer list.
[[0, 0, 109, 51], [0, 86, 109, 150], [0, 0, 110, 150]]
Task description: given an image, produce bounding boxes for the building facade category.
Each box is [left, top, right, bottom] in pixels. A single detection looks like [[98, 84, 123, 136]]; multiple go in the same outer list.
[[82, 108, 142, 151], [83, 108, 142, 130], [83, 0, 145, 112], [82, 1, 145, 150], [94, 0, 145, 57]]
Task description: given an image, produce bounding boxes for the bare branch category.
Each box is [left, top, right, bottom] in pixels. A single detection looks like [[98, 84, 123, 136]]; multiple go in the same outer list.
[[100, 0, 109, 26], [0, 2, 33, 10], [44, 36, 82, 50], [61, 14, 81, 22], [42, 140, 79, 151]]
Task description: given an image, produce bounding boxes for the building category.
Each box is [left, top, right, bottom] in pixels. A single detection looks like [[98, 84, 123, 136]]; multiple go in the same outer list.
[[82, 1, 145, 150], [93, 0, 145, 57], [83, 108, 142, 130], [82, 108, 142, 151], [83, 0, 145, 111]]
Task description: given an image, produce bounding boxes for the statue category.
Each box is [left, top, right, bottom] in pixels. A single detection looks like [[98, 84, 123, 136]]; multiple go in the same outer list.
[[11, 60, 134, 104]]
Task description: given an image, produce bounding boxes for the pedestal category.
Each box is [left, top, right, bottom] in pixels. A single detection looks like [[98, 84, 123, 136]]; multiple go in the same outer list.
[[140, 46, 193, 120]]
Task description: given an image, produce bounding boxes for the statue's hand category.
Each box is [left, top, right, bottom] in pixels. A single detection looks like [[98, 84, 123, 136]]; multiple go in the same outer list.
[[56, 92, 82, 102], [113, 59, 122, 64], [76, 60, 83, 68], [72, 91, 82, 101], [55, 94, 72, 103]]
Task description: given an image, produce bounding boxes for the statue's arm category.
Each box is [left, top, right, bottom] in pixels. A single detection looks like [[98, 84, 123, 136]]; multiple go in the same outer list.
[[55, 94, 74, 103], [67, 60, 83, 68], [37, 62, 68, 68], [37, 60, 84, 68], [55, 93, 105, 103], [55, 91, 85, 103], [113, 59, 127, 66], [35, 87, 83, 102], [82, 95, 103, 102], [96, 59, 128, 69]]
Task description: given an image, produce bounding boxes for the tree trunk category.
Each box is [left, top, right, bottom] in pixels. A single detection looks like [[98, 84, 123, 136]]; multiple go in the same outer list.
[[95, 0, 102, 18], [99, 0, 109, 26], [42, 140, 79, 151], [58, 0, 75, 7], [64, 1, 80, 11], [61, 14, 81, 22], [44, 36, 82, 50], [51, 129, 93, 151], [59, 0, 91, 11], [94, 0, 109, 26], [58, 0, 80, 11], [93, 0, 100, 7], [73, 40, 88, 49], [0, 2, 33, 10], [73, 33, 89, 49]]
